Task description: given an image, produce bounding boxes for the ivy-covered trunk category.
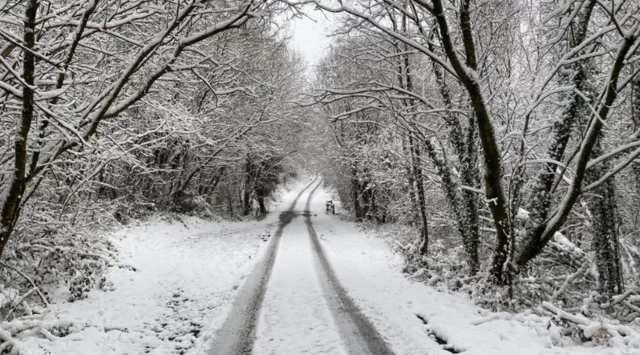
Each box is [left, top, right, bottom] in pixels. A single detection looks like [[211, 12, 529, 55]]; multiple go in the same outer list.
[[351, 165, 364, 221], [635, 163, 640, 231], [633, 75, 640, 231], [514, 0, 596, 272], [410, 136, 429, 259], [587, 139, 624, 297], [243, 156, 258, 216]]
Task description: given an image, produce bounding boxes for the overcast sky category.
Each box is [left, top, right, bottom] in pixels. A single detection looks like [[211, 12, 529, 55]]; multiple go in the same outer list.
[[288, 7, 337, 67]]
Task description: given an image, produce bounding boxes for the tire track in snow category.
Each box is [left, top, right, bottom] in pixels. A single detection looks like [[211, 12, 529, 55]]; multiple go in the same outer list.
[[210, 177, 317, 354], [305, 181, 396, 355], [252, 179, 347, 355]]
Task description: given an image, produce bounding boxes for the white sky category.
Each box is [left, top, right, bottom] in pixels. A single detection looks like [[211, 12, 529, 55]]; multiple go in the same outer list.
[[288, 8, 337, 67]]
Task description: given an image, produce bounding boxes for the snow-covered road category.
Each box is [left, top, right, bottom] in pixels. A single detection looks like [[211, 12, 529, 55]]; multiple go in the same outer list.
[[214, 179, 393, 355], [253, 182, 347, 355], [21, 178, 625, 355], [296, 183, 614, 355], [213, 179, 612, 355]]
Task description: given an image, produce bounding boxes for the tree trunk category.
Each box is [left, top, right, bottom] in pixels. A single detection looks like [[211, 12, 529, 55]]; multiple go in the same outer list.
[[226, 186, 235, 217], [243, 188, 252, 216], [404, 138, 420, 224], [397, 19, 429, 259], [351, 165, 363, 221], [428, 38, 480, 273], [411, 139, 429, 259], [633, 74, 640, 230], [587, 139, 624, 297], [460, 114, 480, 274], [514, 0, 598, 273], [0, 0, 38, 256], [203, 167, 226, 196], [515, 31, 636, 270], [634, 163, 640, 231], [243, 156, 259, 216], [258, 197, 267, 215], [432, 0, 512, 283]]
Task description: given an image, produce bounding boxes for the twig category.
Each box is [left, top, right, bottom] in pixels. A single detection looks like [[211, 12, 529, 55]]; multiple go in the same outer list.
[[550, 261, 589, 301], [543, 301, 590, 325], [4, 288, 36, 321], [0, 262, 49, 307]]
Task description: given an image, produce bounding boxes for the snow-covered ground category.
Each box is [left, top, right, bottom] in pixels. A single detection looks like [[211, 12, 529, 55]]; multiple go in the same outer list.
[[252, 195, 347, 355], [17, 182, 310, 355], [308, 184, 638, 355], [16, 178, 640, 355], [18, 217, 270, 355]]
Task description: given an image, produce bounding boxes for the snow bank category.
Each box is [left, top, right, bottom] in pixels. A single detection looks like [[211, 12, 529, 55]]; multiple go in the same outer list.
[[307, 185, 622, 355], [17, 213, 278, 354]]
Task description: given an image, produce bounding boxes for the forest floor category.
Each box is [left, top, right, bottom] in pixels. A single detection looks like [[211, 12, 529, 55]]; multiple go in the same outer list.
[[19, 178, 635, 355]]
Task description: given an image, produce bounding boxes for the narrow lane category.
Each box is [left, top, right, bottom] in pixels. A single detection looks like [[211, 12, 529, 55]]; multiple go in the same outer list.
[[252, 179, 347, 354], [210, 178, 317, 355], [305, 182, 396, 355], [212, 178, 395, 355]]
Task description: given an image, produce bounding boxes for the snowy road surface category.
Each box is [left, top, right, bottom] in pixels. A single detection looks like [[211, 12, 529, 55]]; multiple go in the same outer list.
[[210, 178, 319, 354], [253, 181, 348, 355], [20, 178, 623, 355], [214, 179, 393, 354], [212, 179, 612, 355]]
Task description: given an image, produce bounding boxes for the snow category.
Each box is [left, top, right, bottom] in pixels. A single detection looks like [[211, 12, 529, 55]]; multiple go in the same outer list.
[[17, 185, 302, 355], [253, 204, 347, 355], [14, 179, 640, 355], [553, 231, 582, 252], [517, 207, 530, 220], [306, 184, 622, 355]]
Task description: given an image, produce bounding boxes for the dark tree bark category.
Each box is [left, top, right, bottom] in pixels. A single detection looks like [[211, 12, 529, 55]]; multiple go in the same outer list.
[[431, 0, 512, 283], [202, 166, 226, 196], [225, 186, 235, 217], [410, 137, 430, 259], [516, 32, 637, 269], [243, 158, 253, 216], [0, 0, 39, 256], [393, 25, 420, 229], [519, 0, 596, 271], [394, 15, 430, 258], [587, 139, 624, 297], [633, 75, 640, 230], [399, 26, 430, 257], [460, 113, 480, 274], [351, 165, 364, 221], [428, 37, 480, 274], [403, 137, 420, 224], [28, 0, 98, 179], [258, 197, 267, 215]]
